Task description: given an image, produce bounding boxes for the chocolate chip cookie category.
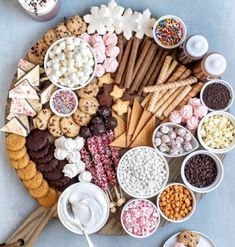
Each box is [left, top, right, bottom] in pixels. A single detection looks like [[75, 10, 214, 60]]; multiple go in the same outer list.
[[79, 97, 99, 115]]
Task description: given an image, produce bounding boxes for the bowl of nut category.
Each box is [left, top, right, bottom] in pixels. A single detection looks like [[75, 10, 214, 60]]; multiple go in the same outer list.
[[156, 183, 196, 223], [197, 111, 235, 154], [152, 123, 199, 158]]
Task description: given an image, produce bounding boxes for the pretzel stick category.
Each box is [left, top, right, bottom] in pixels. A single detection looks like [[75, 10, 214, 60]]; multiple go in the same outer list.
[[115, 37, 133, 84], [117, 34, 124, 64], [143, 76, 197, 93], [124, 37, 141, 88], [164, 60, 178, 81], [132, 39, 152, 78], [163, 85, 192, 117], [130, 43, 158, 91]]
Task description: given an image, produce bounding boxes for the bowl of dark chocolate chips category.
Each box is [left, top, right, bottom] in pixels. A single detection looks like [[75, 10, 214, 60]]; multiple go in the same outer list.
[[200, 79, 234, 112], [181, 150, 224, 193]]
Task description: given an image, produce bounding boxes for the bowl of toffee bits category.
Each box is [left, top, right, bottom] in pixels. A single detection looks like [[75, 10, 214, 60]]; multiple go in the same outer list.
[[200, 79, 234, 112], [181, 150, 224, 193]]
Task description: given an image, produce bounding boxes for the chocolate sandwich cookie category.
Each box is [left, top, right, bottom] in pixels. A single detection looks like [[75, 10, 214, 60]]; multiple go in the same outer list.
[[43, 160, 66, 181], [28, 142, 50, 160], [37, 159, 59, 173], [33, 144, 55, 164], [26, 129, 49, 152]]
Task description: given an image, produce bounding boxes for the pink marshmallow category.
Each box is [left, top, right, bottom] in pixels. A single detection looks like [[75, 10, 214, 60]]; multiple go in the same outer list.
[[186, 116, 199, 130], [194, 105, 208, 118], [93, 46, 106, 63], [188, 97, 202, 108], [105, 45, 120, 58], [81, 33, 92, 45], [180, 105, 193, 120], [103, 57, 118, 73], [91, 33, 103, 45], [169, 110, 182, 124], [95, 64, 105, 77], [103, 32, 118, 47]]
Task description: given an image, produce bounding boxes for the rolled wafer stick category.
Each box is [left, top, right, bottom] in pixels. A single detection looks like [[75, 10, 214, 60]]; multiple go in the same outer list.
[[143, 76, 197, 93], [147, 91, 159, 112], [156, 56, 173, 84], [124, 37, 141, 88], [176, 82, 204, 109], [137, 48, 164, 94], [155, 87, 185, 117], [130, 43, 158, 92], [167, 65, 187, 82], [164, 60, 178, 82], [132, 39, 152, 78], [163, 85, 192, 117], [154, 89, 174, 113], [117, 34, 124, 64], [141, 93, 152, 108], [179, 68, 192, 80], [115, 37, 133, 84], [138, 36, 149, 55]]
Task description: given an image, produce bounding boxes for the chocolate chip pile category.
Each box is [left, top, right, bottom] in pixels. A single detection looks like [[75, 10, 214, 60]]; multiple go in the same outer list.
[[184, 154, 217, 188], [202, 82, 231, 110]]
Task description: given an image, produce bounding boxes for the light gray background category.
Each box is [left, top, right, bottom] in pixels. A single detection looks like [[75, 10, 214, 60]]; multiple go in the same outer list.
[[0, 0, 234, 246]]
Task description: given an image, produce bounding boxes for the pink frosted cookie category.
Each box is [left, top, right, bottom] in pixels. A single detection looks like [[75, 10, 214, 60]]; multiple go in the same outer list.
[[169, 110, 182, 124], [186, 116, 199, 130], [105, 45, 120, 58], [188, 97, 202, 108], [180, 105, 193, 120], [103, 57, 118, 73], [103, 32, 118, 46], [194, 105, 208, 118]]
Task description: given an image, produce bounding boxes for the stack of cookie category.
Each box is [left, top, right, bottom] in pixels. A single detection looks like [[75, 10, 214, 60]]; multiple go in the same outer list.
[[6, 134, 58, 207]]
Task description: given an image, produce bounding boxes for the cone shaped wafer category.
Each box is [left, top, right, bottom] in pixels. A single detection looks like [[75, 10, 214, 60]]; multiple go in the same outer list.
[[110, 132, 127, 148], [112, 111, 126, 138]]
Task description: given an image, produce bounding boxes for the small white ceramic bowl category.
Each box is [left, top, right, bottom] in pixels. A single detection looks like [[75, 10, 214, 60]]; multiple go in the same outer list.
[[181, 150, 224, 193], [44, 37, 97, 90], [121, 199, 160, 238], [200, 79, 234, 112], [156, 182, 196, 223], [152, 122, 199, 158], [117, 146, 169, 199], [153, 15, 187, 49], [197, 111, 235, 154]]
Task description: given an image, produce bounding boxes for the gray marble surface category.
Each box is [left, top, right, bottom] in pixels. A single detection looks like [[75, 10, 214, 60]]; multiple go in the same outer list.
[[0, 0, 234, 246]]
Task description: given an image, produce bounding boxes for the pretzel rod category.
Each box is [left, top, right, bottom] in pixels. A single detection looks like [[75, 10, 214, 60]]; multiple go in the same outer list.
[[137, 48, 164, 94], [179, 68, 192, 80], [156, 56, 173, 84], [167, 64, 187, 82], [141, 93, 152, 108], [130, 43, 158, 92], [117, 34, 124, 64], [124, 37, 141, 88], [164, 60, 178, 81], [115, 37, 133, 84], [155, 87, 185, 117], [176, 82, 204, 109], [163, 85, 192, 117], [143, 76, 197, 93], [132, 39, 152, 78]]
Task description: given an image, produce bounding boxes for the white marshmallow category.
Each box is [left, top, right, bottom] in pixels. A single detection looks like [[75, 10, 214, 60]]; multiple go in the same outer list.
[[54, 46, 61, 55], [49, 52, 55, 59], [74, 38, 81, 46], [52, 63, 60, 70], [60, 66, 67, 74], [67, 43, 75, 51], [66, 37, 74, 45], [59, 41, 66, 50]]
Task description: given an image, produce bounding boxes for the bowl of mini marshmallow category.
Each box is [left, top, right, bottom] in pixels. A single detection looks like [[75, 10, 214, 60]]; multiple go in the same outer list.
[[44, 37, 96, 90]]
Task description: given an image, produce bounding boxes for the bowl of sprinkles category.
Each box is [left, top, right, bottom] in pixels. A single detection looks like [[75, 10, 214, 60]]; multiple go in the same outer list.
[[50, 89, 78, 117], [153, 15, 187, 49], [121, 199, 160, 238]]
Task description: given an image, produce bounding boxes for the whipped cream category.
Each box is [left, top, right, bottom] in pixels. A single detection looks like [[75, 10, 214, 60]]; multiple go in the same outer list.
[[18, 0, 57, 16], [79, 171, 92, 182], [58, 183, 109, 234]]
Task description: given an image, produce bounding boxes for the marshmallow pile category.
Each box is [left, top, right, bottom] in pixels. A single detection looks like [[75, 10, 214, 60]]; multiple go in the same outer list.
[[82, 32, 119, 77], [54, 136, 92, 182], [169, 98, 208, 132], [118, 147, 168, 198], [46, 37, 95, 88], [154, 125, 194, 156]]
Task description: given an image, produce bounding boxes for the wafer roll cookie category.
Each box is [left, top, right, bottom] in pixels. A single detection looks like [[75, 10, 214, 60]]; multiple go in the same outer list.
[[157, 56, 173, 84], [154, 89, 174, 112], [168, 65, 187, 82], [163, 85, 192, 117], [141, 94, 152, 108], [165, 60, 178, 81], [143, 77, 197, 93], [155, 87, 184, 117], [147, 91, 159, 112], [180, 68, 192, 79]]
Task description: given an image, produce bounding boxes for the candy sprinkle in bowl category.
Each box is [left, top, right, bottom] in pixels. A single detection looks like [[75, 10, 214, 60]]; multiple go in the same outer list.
[[44, 37, 96, 90], [50, 89, 78, 117], [200, 79, 234, 112], [117, 146, 169, 199], [152, 123, 199, 158], [153, 15, 187, 49], [121, 199, 160, 238], [181, 150, 224, 193], [197, 111, 235, 154], [156, 183, 196, 223]]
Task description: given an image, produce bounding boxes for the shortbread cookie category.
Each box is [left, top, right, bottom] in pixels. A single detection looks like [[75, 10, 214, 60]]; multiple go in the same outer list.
[[66, 15, 87, 36], [11, 153, 30, 169], [48, 115, 62, 137], [34, 109, 52, 130], [17, 160, 37, 181], [79, 97, 99, 115], [6, 134, 26, 151], [44, 29, 57, 46], [29, 179, 49, 199], [110, 85, 125, 100], [178, 230, 200, 247], [26, 129, 49, 152], [8, 146, 27, 161], [60, 117, 80, 137], [37, 187, 58, 207], [77, 83, 99, 99], [28, 38, 49, 65], [73, 109, 92, 126], [55, 22, 71, 39], [23, 171, 43, 190]]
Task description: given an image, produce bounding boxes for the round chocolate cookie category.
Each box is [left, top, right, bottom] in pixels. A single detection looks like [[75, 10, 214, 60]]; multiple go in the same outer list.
[[33, 144, 55, 164], [28, 141, 50, 160], [50, 177, 78, 192], [26, 129, 49, 152], [43, 160, 66, 181], [37, 159, 59, 173]]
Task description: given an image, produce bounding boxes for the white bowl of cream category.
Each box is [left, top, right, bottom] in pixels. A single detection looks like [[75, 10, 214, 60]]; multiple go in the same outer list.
[[57, 182, 110, 234]]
